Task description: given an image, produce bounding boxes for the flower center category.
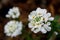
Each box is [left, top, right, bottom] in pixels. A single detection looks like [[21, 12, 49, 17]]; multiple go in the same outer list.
[[32, 16, 35, 19], [34, 17, 41, 22], [8, 25, 17, 33]]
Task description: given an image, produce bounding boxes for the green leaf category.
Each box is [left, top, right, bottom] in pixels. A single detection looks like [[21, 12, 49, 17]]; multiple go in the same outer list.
[[55, 23, 60, 32], [47, 21, 57, 40], [54, 15, 60, 21]]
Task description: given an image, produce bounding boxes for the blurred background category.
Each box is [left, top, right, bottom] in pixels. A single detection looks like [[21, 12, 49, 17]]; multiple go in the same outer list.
[[0, 0, 60, 40]]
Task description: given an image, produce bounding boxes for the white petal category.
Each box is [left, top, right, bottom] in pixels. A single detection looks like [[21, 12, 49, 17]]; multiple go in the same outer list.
[[28, 11, 36, 21], [31, 26, 37, 31], [42, 9, 47, 14], [47, 13, 51, 17], [40, 27, 47, 34], [54, 31, 58, 35], [6, 33, 11, 36], [46, 27, 51, 31], [18, 22, 23, 30], [8, 9, 13, 15], [36, 8, 47, 14], [4, 28, 9, 33], [28, 15, 32, 21], [36, 7, 41, 13], [12, 29, 21, 37], [44, 17, 48, 22], [31, 26, 40, 33], [30, 11, 36, 15], [31, 27, 35, 31], [12, 15, 16, 18], [6, 14, 11, 18], [47, 22, 51, 25], [33, 28, 40, 33], [43, 14, 48, 22], [28, 23, 33, 28], [49, 17, 54, 21], [43, 24, 51, 31]]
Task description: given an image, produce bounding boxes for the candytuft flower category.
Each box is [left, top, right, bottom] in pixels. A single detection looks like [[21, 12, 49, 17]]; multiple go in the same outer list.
[[6, 7, 20, 19], [4, 20, 23, 37], [28, 7, 54, 34]]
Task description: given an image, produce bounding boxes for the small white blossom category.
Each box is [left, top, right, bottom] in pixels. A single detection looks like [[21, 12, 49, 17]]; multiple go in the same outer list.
[[6, 7, 20, 19], [54, 31, 58, 35], [28, 7, 54, 34], [4, 20, 23, 37]]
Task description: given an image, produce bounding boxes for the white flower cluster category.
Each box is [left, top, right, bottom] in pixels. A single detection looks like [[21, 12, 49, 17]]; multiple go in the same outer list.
[[4, 7, 23, 37], [28, 8, 54, 33], [6, 7, 20, 19], [4, 20, 23, 37]]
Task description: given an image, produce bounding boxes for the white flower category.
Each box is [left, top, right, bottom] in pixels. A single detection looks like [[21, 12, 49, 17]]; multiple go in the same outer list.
[[6, 7, 20, 19], [4, 20, 23, 37], [28, 7, 54, 34]]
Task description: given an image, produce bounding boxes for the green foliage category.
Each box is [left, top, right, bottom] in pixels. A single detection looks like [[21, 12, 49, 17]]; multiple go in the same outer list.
[[47, 21, 57, 40], [47, 15, 60, 40], [54, 15, 60, 22]]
